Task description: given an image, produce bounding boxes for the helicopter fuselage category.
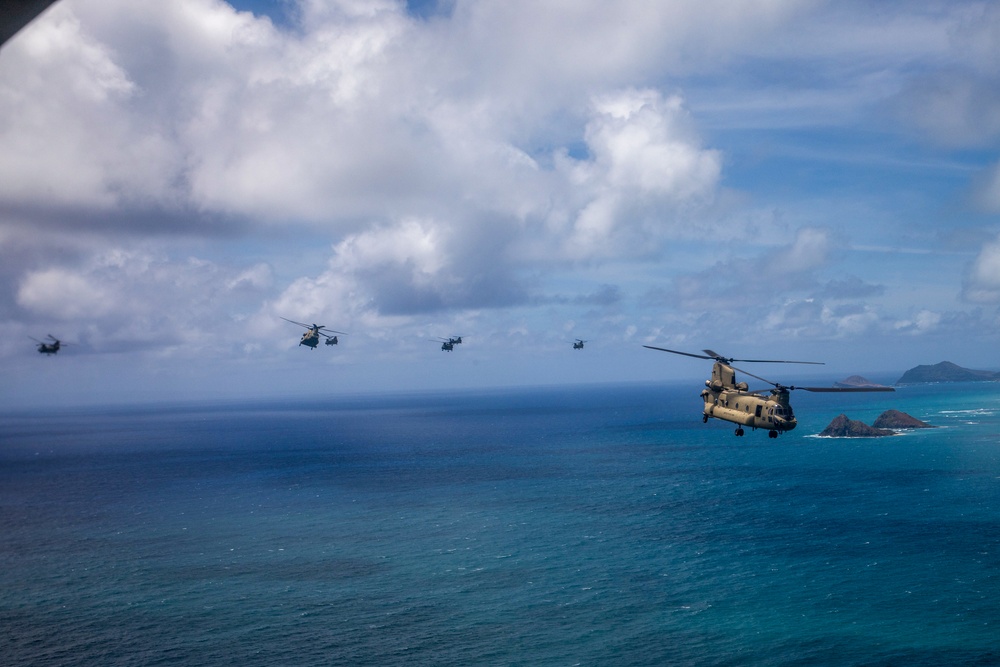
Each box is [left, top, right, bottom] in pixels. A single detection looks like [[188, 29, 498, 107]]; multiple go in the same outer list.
[[700, 362, 796, 437], [31, 335, 62, 355], [300, 331, 320, 348]]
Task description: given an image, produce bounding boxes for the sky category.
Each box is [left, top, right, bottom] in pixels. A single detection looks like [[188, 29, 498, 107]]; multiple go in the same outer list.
[[2, 0, 1000, 407]]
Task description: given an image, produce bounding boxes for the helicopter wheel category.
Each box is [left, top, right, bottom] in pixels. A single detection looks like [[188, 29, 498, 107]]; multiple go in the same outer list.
[[735, 427, 744, 437], [768, 430, 778, 439]]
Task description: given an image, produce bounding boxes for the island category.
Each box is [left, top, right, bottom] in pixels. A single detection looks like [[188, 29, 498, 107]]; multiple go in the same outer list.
[[871, 409, 936, 429], [819, 409, 936, 437], [819, 414, 894, 437], [896, 361, 1000, 384], [834, 375, 892, 389]]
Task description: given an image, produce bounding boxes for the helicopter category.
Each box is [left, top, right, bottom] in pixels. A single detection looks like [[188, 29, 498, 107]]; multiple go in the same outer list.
[[573, 339, 586, 350], [30, 335, 65, 355], [281, 317, 347, 349], [643, 346, 894, 438], [432, 336, 464, 351], [434, 337, 457, 351]]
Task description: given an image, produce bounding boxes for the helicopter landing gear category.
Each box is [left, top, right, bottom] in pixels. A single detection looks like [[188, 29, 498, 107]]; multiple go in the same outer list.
[[768, 430, 778, 439], [735, 427, 745, 437], [703, 414, 709, 423]]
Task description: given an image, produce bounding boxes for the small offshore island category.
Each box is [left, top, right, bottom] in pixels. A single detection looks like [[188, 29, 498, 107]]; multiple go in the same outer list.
[[819, 410, 936, 438], [834, 375, 892, 389]]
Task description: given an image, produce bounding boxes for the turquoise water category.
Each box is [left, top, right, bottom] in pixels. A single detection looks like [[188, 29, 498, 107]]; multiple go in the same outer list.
[[2, 381, 999, 665]]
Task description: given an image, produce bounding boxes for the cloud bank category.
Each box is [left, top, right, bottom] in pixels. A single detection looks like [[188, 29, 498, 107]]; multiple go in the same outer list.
[[2, 0, 999, 398]]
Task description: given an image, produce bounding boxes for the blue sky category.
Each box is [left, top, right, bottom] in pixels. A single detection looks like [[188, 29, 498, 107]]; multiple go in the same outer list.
[[2, 0, 1000, 406]]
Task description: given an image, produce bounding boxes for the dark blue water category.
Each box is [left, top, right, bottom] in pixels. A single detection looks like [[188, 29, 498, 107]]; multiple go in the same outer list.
[[3, 382, 1000, 665]]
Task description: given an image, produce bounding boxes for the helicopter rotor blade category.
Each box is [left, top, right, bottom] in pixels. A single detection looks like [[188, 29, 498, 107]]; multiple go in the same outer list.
[[702, 349, 824, 365], [280, 317, 311, 329], [721, 358, 897, 395], [751, 385, 895, 394], [796, 386, 895, 393], [642, 346, 715, 360], [736, 367, 895, 393]]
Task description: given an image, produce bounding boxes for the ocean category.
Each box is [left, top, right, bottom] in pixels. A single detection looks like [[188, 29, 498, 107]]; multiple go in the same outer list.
[[2, 380, 999, 666]]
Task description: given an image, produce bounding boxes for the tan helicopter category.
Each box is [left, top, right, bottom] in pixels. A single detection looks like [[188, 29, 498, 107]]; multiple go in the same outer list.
[[644, 346, 894, 438], [281, 318, 347, 349]]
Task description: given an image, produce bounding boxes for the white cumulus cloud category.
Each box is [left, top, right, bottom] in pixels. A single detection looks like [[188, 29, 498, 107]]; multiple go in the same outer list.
[[963, 235, 1000, 303]]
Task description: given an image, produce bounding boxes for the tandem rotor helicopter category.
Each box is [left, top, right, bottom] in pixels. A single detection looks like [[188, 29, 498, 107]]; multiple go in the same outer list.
[[30, 335, 66, 355], [644, 346, 894, 438], [434, 336, 464, 351], [281, 318, 347, 349], [572, 339, 586, 350]]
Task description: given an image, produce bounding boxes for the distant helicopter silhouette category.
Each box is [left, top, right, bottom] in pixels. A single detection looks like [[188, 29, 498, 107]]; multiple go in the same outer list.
[[281, 318, 347, 349], [573, 339, 586, 350], [30, 335, 65, 355], [433, 336, 463, 351]]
